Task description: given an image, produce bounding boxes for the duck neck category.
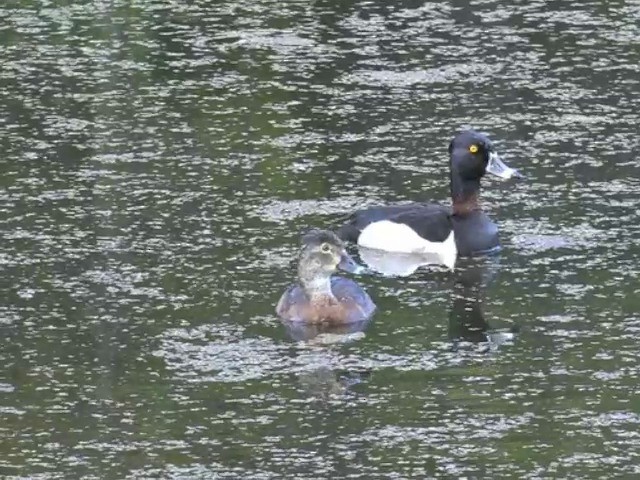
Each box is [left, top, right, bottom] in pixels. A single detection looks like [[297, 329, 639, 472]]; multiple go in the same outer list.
[[298, 267, 334, 299], [450, 172, 481, 216]]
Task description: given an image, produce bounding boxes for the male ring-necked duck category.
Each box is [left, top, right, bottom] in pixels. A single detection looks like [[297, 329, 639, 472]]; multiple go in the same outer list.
[[337, 130, 522, 268], [276, 230, 376, 324]]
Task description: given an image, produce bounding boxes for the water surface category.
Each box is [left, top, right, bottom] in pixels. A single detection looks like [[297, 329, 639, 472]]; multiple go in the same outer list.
[[2, 0, 640, 478]]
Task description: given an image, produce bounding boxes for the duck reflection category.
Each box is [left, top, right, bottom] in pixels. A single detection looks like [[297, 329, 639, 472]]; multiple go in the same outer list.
[[358, 245, 448, 277], [280, 318, 372, 400], [448, 255, 517, 351], [355, 246, 517, 350], [282, 318, 371, 343], [295, 362, 372, 401]]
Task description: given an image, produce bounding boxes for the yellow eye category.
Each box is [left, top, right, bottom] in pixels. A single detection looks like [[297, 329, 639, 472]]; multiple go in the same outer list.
[[320, 243, 331, 253], [469, 145, 479, 153]]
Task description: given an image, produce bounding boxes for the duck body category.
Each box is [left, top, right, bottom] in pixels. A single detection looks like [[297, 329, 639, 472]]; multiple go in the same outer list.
[[277, 276, 376, 324], [276, 230, 376, 325], [338, 130, 520, 263], [339, 203, 499, 258]]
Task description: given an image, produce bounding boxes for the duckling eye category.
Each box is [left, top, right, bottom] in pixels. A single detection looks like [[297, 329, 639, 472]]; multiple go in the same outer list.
[[320, 243, 331, 253], [469, 145, 479, 154]]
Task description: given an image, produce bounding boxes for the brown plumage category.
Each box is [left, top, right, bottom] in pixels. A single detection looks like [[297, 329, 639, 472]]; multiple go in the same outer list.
[[276, 230, 376, 324]]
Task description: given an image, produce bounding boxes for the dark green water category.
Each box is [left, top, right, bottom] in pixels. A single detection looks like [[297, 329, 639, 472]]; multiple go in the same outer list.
[[2, 0, 640, 478]]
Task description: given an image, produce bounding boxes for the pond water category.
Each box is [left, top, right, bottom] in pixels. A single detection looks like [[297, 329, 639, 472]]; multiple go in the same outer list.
[[2, 0, 640, 478]]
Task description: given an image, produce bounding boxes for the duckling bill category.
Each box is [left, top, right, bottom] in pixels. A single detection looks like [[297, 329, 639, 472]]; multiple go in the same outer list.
[[276, 230, 376, 324]]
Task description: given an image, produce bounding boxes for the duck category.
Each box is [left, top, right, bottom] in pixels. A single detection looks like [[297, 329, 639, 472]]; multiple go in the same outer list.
[[276, 230, 376, 324], [337, 130, 522, 268]]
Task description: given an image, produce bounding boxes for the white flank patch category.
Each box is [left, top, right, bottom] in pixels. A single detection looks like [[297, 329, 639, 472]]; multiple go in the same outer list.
[[358, 220, 457, 270]]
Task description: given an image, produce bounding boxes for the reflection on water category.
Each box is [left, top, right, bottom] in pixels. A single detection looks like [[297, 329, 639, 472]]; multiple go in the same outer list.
[[447, 256, 517, 352], [2, 0, 640, 477], [282, 318, 371, 344], [357, 245, 448, 276], [355, 247, 517, 350]]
